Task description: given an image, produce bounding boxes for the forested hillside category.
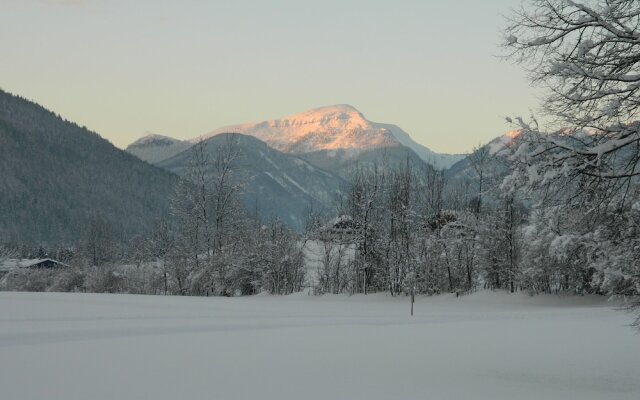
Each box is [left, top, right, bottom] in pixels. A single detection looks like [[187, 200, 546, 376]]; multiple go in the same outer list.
[[0, 90, 178, 245]]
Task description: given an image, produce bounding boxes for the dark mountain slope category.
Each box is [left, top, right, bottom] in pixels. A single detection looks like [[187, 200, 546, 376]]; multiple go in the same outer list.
[[297, 145, 435, 179], [158, 133, 345, 230], [0, 89, 178, 244]]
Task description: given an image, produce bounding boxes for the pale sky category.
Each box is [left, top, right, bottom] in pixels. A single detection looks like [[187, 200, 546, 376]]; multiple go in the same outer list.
[[0, 0, 538, 154]]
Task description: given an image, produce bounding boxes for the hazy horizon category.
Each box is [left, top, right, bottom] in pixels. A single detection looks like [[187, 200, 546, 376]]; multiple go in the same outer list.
[[1, 0, 538, 153]]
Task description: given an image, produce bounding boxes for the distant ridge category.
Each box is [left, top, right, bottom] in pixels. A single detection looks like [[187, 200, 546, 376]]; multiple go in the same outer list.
[[127, 133, 191, 164]]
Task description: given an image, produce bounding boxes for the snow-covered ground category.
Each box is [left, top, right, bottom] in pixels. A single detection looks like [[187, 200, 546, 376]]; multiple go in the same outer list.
[[1, 291, 638, 400]]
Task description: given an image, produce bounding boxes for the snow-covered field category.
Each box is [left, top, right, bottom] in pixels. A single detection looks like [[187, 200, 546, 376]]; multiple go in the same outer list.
[[1, 291, 638, 400]]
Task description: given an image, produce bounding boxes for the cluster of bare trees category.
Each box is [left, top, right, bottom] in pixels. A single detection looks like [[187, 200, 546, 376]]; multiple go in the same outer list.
[[306, 145, 635, 311], [306, 153, 522, 297], [128, 135, 306, 296], [303, 2, 640, 322], [0, 135, 306, 296], [1, 2, 638, 328], [502, 0, 640, 319]]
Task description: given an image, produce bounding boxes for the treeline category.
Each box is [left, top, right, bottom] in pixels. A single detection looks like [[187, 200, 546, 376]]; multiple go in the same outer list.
[[0, 89, 177, 244], [0, 216, 304, 296], [0, 135, 306, 296], [306, 143, 639, 310], [1, 135, 639, 316], [1, 137, 638, 302]]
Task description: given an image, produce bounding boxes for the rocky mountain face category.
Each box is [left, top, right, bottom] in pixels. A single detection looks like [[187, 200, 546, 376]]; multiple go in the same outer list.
[[201, 105, 398, 153], [0, 90, 178, 245]]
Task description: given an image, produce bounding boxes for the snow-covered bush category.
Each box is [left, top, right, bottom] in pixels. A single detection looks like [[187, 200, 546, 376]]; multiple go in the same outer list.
[[0, 269, 57, 292]]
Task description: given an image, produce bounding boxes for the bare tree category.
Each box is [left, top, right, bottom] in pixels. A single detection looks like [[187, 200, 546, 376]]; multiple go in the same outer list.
[[82, 215, 116, 267], [505, 0, 640, 185], [342, 164, 381, 294], [504, 0, 640, 324], [186, 140, 213, 265], [147, 217, 175, 295], [468, 145, 492, 216], [257, 219, 305, 295], [170, 143, 208, 277], [210, 134, 243, 255]]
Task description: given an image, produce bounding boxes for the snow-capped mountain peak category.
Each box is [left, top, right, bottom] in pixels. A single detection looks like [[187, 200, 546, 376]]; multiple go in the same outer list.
[[194, 105, 463, 168], [273, 104, 370, 131], [196, 104, 396, 154], [125, 105, 465, 169]]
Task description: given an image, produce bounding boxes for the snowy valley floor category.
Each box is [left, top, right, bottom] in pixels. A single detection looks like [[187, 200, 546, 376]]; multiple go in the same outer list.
[[0, 291, 639, 400]]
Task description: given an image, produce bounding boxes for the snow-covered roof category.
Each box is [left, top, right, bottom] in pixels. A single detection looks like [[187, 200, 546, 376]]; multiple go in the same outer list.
[[0, 258, 70, 271]]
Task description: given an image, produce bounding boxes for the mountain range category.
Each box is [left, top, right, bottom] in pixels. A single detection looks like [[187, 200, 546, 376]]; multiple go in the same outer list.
[[127, 105, 464, 169], [0, 90, 510, 244], [126, 105, 465, 228]]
